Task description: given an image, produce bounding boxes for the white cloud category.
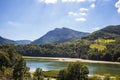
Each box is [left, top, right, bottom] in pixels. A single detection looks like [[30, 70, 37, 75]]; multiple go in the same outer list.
[[90, 3, 95, 8], [68, 7, 88, 22], [68, 11, 87, 16], [115, 0, 120, 13], [68, 12, 78, 16], [62, 0, 85, 3], [62, 0, 96, 3], [79, 12, 87, 16], [8, 21, 21, 26], [37, 0, 57, 4], [36, 0, 96, 4], [92, 27, 100, 31], [75, 17, 86, 22], [88, 0, 96, 2], [80, 8, 89, 12]]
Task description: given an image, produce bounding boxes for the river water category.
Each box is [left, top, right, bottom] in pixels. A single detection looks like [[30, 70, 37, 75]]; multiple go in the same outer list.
[[26, 59, 120, 76]]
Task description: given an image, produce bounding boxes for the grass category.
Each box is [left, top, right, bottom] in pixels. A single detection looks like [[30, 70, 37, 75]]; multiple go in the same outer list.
[[43, 70, 59, 78]]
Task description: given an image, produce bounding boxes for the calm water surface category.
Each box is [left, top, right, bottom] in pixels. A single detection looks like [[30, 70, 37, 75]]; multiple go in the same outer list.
[[26, 59, 120, 76]]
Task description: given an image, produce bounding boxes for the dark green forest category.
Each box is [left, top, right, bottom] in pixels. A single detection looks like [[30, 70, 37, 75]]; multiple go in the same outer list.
[[0, 38, 120, 62], [0, 48, 31, 80]]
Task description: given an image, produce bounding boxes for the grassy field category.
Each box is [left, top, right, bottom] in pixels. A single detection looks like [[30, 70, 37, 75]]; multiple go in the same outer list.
[[43, 70, 59, 78]]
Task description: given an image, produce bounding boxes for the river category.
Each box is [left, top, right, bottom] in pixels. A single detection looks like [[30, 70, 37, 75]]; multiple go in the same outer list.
[[26, 59, 120, 76]]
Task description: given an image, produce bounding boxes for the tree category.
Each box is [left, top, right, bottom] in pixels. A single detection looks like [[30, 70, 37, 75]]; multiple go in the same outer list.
[[117, 57, 120, 62], [57, 69, 67, 80], [13, 58, 27, 80], [57, 61, 89, 80], [0, 46, 31, 80], [33, 68, 44, 80]]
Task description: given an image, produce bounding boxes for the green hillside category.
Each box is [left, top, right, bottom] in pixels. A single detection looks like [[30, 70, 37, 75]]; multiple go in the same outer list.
[[82, 25, 120, 40]]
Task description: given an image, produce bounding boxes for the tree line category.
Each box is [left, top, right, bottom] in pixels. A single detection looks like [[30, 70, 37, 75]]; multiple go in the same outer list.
[[0, 39, 120, 62], [0, 46, 120, 80]]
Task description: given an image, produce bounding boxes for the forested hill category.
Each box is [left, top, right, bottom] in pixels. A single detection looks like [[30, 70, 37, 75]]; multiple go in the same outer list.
[[32, 27, 89, 44], [0, 36, 16, 44], [82, 25, 120, 40]]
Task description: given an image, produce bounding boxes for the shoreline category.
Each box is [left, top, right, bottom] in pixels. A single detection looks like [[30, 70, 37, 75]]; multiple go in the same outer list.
[[23, 56, 120, 65]]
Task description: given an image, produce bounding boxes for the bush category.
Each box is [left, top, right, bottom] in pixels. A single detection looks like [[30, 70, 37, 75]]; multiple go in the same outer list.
[[117, 57, 120, 62]]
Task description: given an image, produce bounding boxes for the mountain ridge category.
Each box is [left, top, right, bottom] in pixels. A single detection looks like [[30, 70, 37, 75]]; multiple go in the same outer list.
[[32, 27, 89, 44], [1, 25, 120, 44], [82, 25, 120, 40], [0, 36, 16, 44]]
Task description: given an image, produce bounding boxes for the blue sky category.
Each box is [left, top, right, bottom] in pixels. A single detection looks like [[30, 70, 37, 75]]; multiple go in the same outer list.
[[0, 0, 120, 41]]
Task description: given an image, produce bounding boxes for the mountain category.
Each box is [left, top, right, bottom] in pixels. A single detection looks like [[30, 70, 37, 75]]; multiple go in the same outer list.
[[15, 40, 32, 44], [0, 36, 31, 44], [32, 27, 89, 44], [0, 36, 16, 44], [82, 25, 120, 40]]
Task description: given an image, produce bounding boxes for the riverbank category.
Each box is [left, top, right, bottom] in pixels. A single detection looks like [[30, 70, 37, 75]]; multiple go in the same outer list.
[[23, 56, 120, 64], [30, 70, 116, 80]]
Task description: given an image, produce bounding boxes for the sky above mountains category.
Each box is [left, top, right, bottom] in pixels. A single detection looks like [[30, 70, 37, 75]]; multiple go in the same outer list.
[[0, 0, 120, 40]]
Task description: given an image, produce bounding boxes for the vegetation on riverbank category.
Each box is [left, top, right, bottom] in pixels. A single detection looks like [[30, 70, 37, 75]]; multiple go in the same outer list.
[[57, 61, 89, 80], [0, 48, 31, 80], [43, 70, 59, 78], [32, 64, 120, 80], [0, 48, 120, 80]]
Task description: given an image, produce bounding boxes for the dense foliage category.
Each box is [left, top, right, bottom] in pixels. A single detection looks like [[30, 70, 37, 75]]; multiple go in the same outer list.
[[0, 48, 31, 80], [33, 68, 44, 80]]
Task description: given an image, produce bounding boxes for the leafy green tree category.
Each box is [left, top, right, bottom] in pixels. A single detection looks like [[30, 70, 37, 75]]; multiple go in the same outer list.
[[33, 68, 44, 80], [57, 69, 67, 80], [67, 62, 89, 80], [117, 57, 120, 62], [13, 58, 27, 80], [57, 61, 89, 80], [0, 50, 11, 76]]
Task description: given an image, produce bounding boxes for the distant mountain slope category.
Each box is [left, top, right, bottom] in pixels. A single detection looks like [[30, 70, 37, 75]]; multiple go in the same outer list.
[[0, 36, 16, 44], [82, 25, 120, 40], [15, 40, 31, 44], [32, 27, 89, 44]]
